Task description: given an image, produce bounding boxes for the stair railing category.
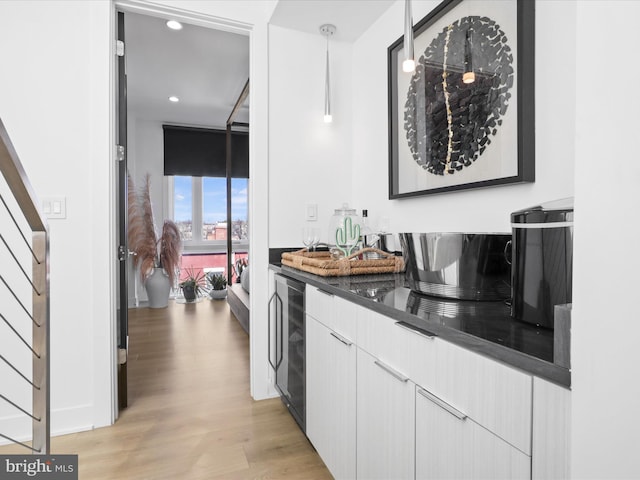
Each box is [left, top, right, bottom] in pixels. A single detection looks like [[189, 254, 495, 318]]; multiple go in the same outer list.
[[0, 118, 50, 454]]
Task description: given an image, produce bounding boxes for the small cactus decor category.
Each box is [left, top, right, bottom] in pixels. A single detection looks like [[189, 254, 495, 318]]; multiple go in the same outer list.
[[335, 217, 361, 257]]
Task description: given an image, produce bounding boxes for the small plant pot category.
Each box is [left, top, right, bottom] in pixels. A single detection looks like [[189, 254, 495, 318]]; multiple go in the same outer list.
[[209, 289, 228, 300], [182, 285, 197, 302]]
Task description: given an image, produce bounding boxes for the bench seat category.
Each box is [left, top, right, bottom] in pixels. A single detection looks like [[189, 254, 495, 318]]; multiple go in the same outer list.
[[227, 283, 250, 334]]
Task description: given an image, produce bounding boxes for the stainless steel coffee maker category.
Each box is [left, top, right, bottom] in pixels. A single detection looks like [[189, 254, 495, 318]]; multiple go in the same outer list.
[[510, 198, 574, 329]]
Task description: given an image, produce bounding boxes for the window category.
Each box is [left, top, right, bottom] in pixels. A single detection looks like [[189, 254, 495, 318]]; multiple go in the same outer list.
[[173, 176, 193, 241], [169, 176, 248, 252]]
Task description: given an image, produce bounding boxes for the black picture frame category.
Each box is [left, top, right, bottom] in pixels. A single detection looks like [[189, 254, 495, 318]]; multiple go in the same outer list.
[[388, 0, 534, 199]]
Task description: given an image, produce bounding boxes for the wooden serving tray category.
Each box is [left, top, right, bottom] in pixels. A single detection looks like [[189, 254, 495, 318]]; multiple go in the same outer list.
[[281, 248, 404, 277]]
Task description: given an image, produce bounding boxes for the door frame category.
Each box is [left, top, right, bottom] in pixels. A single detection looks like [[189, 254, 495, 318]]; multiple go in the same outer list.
[[109, 0, 272, 417]]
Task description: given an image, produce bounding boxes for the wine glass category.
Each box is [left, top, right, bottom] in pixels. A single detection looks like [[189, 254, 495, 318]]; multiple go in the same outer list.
[[310, 228, 320, 251], [302, 227, 314, 251], [303, 227, 321, 251]]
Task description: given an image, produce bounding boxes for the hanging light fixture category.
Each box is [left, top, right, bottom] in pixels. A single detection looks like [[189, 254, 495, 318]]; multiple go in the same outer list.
[[463, 29, 476, 84], [402, 0, 415, 73], [320, 24, 336, 123]]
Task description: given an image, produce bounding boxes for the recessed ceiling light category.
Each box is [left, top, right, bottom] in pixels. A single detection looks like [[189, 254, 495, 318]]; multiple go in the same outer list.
[[169, 96, 180, 103], [166, 20, 183, 30]]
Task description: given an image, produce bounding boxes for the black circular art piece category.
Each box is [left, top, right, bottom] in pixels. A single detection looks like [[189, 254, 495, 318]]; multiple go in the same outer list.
[[404, 16, 514, 176]]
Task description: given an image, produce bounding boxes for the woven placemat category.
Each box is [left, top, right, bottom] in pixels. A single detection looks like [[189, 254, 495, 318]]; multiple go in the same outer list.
[[281, 247, 404, 277]]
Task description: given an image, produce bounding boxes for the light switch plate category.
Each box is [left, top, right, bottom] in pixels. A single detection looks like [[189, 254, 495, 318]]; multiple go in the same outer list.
[[306, 203, 317, 221], [42, 197, 66, 219]]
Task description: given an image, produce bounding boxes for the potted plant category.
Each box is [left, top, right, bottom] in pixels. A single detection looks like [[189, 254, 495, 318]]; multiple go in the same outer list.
[[207, 272, 228, 300], [179, 267, 205, 302], [128, 173, 182, 308]]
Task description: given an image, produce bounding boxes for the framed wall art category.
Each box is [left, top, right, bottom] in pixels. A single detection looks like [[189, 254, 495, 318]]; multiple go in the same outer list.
[[388, 0, 534, 198]]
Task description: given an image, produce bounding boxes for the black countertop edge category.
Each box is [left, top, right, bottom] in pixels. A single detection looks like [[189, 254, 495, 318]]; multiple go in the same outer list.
[[269, 263, 571, 389]]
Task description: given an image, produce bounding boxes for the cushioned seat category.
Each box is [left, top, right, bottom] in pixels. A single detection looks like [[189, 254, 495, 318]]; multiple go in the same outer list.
[[227, 283, 249, 334]]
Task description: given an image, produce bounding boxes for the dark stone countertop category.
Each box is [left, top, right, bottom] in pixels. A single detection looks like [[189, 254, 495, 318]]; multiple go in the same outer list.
[[270, 263, 570, 388]]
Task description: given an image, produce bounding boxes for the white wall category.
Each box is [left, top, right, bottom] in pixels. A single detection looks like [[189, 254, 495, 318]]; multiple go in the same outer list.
[[351, 0, 576, 234], [0, 0, 113, 440], [571, 1, 640, 477], [268, 25, 354, 246]]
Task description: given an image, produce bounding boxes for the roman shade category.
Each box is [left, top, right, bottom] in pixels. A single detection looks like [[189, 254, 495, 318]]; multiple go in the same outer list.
[[163, 125, 249, 178]]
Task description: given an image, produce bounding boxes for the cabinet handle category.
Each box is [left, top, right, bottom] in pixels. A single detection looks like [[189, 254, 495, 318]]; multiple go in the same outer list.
[[330, 331, 352, 346], [417, 387, 467, 421], [374, 360, 409, 383], [395, 321, 436, 339], [316, 288, 334, 297]]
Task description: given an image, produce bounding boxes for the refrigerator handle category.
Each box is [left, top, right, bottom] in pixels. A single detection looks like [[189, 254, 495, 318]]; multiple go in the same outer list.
[[267, 292, 280, 371], [276, 292, 284, 369]]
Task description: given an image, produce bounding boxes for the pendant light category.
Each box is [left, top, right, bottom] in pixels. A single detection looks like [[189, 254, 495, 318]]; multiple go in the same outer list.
[[320, 24, 336, 123], [402, 0, 415, 73], [463, 29, 476, 84]]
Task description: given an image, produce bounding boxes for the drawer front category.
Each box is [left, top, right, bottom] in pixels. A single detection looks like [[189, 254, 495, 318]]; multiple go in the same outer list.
[[332, 295, 357, 342], [306, 287, 357, 341], [411, 338, 533, 455], [357, 307, 414, 373], [306, 286, 335, 325]]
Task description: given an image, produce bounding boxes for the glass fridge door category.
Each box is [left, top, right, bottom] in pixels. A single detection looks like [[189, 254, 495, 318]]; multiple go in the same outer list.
[[275, 275, 306, 431]]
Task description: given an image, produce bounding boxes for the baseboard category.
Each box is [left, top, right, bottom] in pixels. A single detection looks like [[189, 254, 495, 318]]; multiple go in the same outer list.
[[0, 404, 95, 446]]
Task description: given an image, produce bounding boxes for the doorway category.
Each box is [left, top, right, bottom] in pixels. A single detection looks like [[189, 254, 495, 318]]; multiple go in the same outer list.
[[115, 4, 250, 414]]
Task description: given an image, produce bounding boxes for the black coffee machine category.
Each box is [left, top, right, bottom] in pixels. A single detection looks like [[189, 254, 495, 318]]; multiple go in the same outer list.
[[510, 198, 574, 329]]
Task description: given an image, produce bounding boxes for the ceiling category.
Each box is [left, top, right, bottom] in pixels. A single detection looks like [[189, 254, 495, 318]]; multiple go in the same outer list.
[[124, 1, 395, 128], [270, 0, 395, 42], [125, 12, 250, 128]]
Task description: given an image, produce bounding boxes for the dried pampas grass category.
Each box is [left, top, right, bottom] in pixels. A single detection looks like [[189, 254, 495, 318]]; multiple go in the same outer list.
[[159, 220, 181, 285], [127, 173, 182, 283]]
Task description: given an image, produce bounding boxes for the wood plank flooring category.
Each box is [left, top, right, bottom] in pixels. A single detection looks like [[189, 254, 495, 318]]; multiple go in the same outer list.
[[0, 299, 331, 479]]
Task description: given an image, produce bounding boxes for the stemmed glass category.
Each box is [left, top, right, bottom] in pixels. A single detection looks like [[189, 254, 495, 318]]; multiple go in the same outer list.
[[302, 227, 320, 251]]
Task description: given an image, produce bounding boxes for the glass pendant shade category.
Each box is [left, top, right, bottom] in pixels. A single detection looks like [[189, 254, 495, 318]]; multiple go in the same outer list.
[[403, 0, 415, 73], [320, 24, 336, 123]]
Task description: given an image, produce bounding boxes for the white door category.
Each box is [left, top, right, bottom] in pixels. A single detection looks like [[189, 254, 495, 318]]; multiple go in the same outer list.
[[356, 348, 414, 480], [306, 315, 356, 479], [415, 386, 531, 480]]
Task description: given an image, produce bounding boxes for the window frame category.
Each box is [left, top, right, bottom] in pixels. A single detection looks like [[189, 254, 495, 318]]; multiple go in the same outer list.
[[166, 175, 248, 255]]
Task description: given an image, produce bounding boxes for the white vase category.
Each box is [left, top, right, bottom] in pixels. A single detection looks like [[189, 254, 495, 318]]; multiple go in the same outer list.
[[145, 267, 171, 308], [240, 265, 250, 293], [209, 289, 228, 300]]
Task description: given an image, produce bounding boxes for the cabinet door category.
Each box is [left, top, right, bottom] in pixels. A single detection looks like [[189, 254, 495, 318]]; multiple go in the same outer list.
[[532, 377, 570, 480], [307, 315, 356, 479], [357, 348, 414, 480], [415, 386, 531, 480]]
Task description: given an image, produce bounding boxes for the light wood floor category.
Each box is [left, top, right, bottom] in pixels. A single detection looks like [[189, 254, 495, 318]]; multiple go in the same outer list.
[[0, 299, 331, 479]]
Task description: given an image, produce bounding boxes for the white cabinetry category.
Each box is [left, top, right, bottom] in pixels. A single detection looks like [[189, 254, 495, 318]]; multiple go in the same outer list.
[[356, 304, 533, 479], [356, 348, 415, 480], [532, 377, 571, 479], [415, 385, 531, 479], [306, 287, 357, 479], [408, 334, 532, 455], [302, 282, 568, 480]]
